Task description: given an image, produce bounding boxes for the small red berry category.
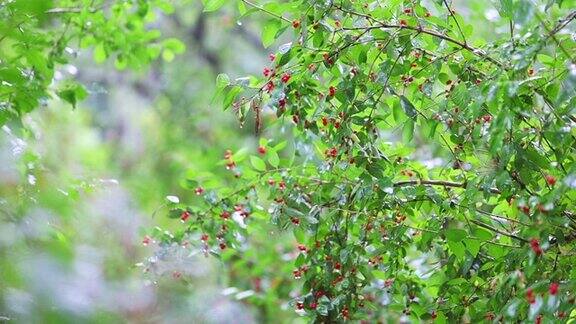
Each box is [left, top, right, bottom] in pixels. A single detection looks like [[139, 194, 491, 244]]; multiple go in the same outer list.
[[403, 8, 412, 14], [267, 178, 275, 185], [549, 282, 559, 295], [278, 98, 286, 109], [309, 301, 318, 309], [328, 86, 336, 97], [180, 211, 191, 222], [269, 53, 276, 61], [278, 181, 286, 190], [526, 288, 536, 304], [521, 205, 530, 215], [219, 242, 227, 250], [142, 235, 152, 246], [530, 239, 543, 256], [263, 67, 272, 77], [195, 187, 204, 195], [431, 311, 437, 319], [291, 217, 300, 225], [296, 301, 304, 310], [399, 19, 408, 26], [321, 116, 328, 126], [265, 81, 275, 93], [258, 146, 266, 154], [292, 19, 300, 29], [535, 314, 543, 324], [201, 233, 209, 241], [482, 114, 492, 123], [221, 211, 230, 220], [545, 174, 556, 186], [292, 114, 299, 124], [297, 244, 307, 252], [281, 73, 291, 83]]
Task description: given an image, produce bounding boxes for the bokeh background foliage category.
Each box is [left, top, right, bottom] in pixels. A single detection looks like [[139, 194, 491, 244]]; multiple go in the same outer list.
[[0, 0, 575, 323]]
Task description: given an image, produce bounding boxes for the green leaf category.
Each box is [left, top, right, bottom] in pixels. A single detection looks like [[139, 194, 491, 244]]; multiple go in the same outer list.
[[262, 20, 281, 48], [448, 241, 466, 259], [57, 81, 88, 108], [399, 95, 417, 119], [203, 0, 227, 12], [464, 239, 480, 257], [268, 150, 280, 168], [216, 73, 230, 89], [94, 43, 107, 64], [446, 229, 467, 242], [250, 156, 266, 171], [402, 119, 414, 143]]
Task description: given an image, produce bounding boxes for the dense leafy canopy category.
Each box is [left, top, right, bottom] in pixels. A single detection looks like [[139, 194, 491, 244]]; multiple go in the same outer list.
[[1, 0, 576, 322], [184, 0, 575, 322]]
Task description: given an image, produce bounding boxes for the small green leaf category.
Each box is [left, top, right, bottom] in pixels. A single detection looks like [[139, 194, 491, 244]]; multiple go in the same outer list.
[[446, 229, 467, 242], [203, 0, 227, 12], [250, 156, 266, 171], [216, 73, 230, 89], [399, 95, 417, 119], [402, 119, 414, 143], [268, 151, 280, 168], [262, 20, 281, 48]]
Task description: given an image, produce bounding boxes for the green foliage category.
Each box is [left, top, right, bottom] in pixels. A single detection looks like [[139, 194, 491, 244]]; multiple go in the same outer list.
[[0, 0, 182, 123], [173, 0, 575, 322]]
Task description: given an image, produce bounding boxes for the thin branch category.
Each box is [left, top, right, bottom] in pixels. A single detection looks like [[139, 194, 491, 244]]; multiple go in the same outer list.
[[240, 0, 291, 23], [393, 179, 501, 194], [442, 0, 466, 44]]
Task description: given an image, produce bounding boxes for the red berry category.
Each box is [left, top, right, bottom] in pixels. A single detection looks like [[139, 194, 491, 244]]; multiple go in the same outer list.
[[526, 288, 536, 304], [292, 19, 300, 29], [296, 301, 304, 310], [549, 282, 559, 295], [321, 116, 328, 126], [201, 233, 209, 241], [545, 174, 556, 186], [219, 242, 227, 250], [267, 178, 275, 185], [292, 114, 299, 124], [399, 19, 408, 26], [530, 239, 543, 256], [297, 244, 307, 252], [258, 146, 266, 154], [221, 211, 230, 220], [142, 235, 152, 246], [278, 181, 286, 190], [521, 205, 530, 215], [482, 114, 492, 123], [310, 301, 318, 309], [291, 217, 300, 225], [535, 314, 543, 324], [403, 8, 412, 14], [265, 81, 275, 93], [278, 98, 286, 109], [293, 269, 302, 279], [269, 53, 276, 61], [180, 211, 191, 222], [263, 67, 272, 77], [328, 86, 336, 97], [195, 187, 204, 195], [281, 73, 291, 83], [431, 311, 437, 319]]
